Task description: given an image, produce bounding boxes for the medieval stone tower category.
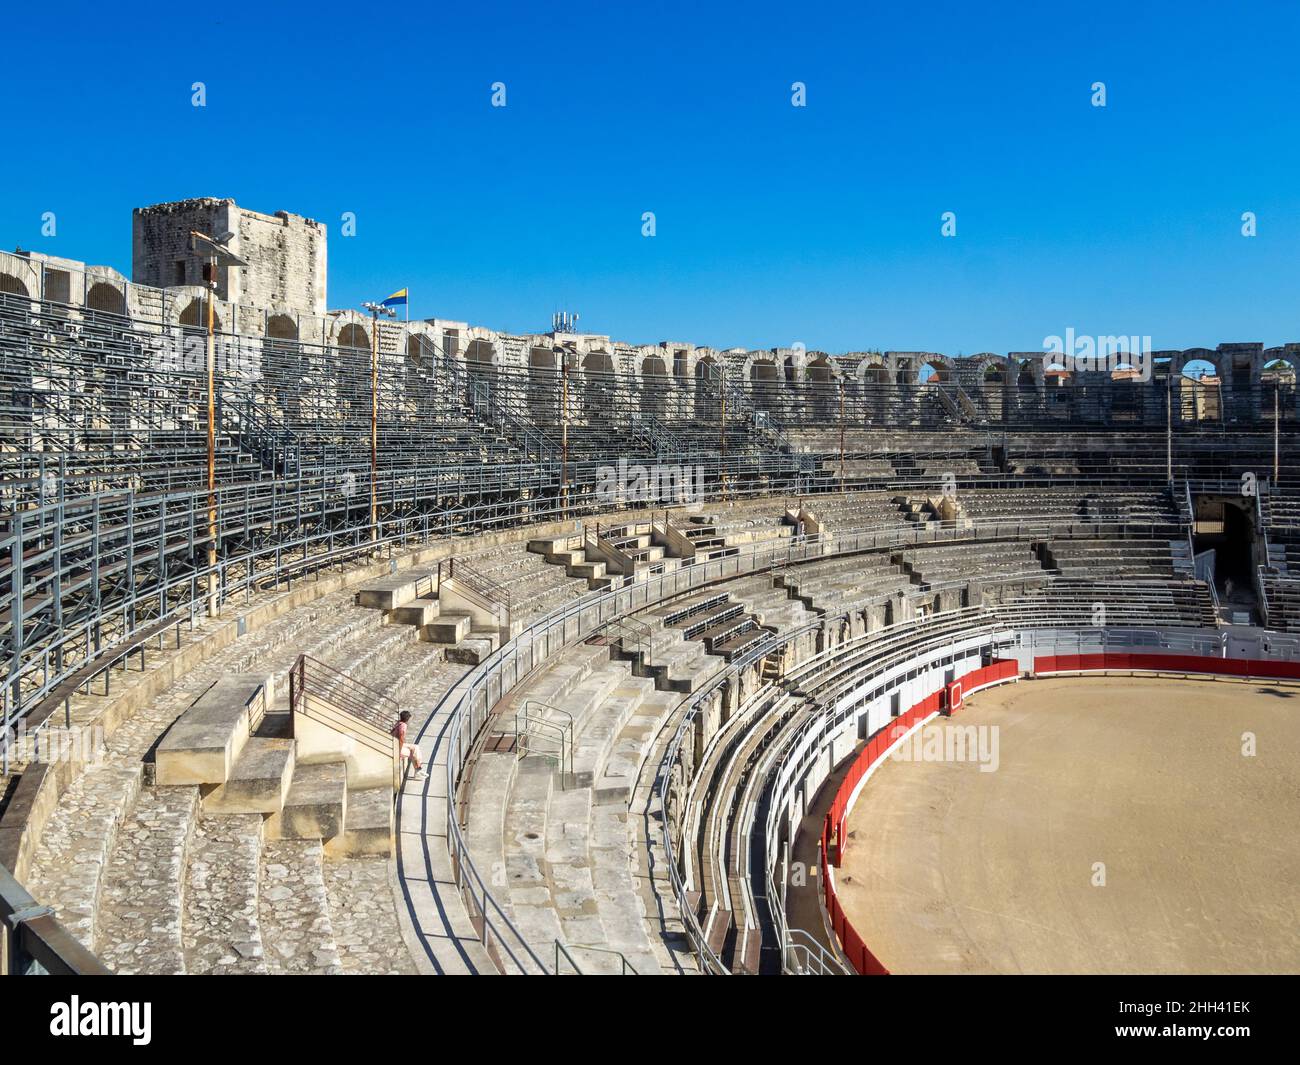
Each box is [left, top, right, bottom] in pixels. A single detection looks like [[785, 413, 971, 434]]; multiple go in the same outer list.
[[132, 198, 328, 317]]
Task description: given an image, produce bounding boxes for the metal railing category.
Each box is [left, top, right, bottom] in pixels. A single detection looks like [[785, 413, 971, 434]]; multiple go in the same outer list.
[[436, 511, 1198, 973], [515, 700, 573, 785], [1, 862, 110, 975]]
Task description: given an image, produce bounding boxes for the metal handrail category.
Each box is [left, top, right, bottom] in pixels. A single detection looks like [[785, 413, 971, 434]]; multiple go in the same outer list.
[[516, 700, 574, 785], [554, 940, 640, 975], [289, 653, 399, 736], [1, 862, 110, 975], [437, 512, 1210, 972]]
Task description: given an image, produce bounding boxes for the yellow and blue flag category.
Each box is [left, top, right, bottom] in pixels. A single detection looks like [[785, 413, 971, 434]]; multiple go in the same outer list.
[[381, 288, 408, 308]]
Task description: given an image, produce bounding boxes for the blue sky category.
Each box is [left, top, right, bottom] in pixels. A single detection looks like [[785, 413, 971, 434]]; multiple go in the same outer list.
[[5, 0, 1299, 354]]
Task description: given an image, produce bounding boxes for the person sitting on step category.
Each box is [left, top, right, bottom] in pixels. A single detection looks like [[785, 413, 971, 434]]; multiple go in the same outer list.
[[391, 711, 426, 780]]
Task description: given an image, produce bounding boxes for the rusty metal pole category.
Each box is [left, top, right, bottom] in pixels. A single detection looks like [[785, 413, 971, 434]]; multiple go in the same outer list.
[[839, 378, 846, 496], [719, 367, 727, 502], [560, 351, 569, 518], [206, 265, 218, 615], [370, 308, 379, 540]]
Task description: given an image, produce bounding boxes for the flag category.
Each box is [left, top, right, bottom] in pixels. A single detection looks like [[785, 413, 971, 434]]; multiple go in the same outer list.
[[382, 288, 408, 307]]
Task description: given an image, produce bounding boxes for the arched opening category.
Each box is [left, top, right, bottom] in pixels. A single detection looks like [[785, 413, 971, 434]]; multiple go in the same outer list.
[[0, 272, 29, 311], [85, 281, 126, 318], [180, 297, 223, 334], [1, 274, 33, 436], [641, 355, 668, 420], [1108, 361, 1143, 420], [336, 323, 371, 424], [581, 351, 615, 418], [806, 356, 837, 422], [1261, 359, 1296, 422], [695, 356, 721, 421], [749, 358, 780, 413], [405, 333, 436, 411], [918, 361, 948, 385], [528, 347, 559, 422], [265, 314, 303, 420], [1181, 358, 1220, 423]]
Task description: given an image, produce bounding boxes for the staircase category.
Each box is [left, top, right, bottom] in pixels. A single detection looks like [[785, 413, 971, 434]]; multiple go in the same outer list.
[[354, 558, 514, 664]]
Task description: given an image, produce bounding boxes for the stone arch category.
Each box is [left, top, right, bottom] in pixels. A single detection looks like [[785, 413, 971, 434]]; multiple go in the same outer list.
[[334, 322, 371, 423], [0, 272, 33, 435], [179, 297, 223, 333], [264, 313, 303, 419], [1262, 352, 1299, 422], [0, 270, 32, 309], [915, 355, 954, 385], [974, 355, 1010, 420], [528, 346, 559, 421], [744, 350, 782, 413], [694, 354, 722, 420], [581, 350, 615, 417], [85, 281, 127, 317], [641, 354, 669, 419], [404, 330, 439, 409], [805, 355, 840, 422]]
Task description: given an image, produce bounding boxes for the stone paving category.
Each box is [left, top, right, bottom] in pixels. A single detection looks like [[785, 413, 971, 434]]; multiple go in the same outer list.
[[25, 763, 142, 951], [94, 784, 199, 974], [322, 857, 418, 974], [259, 839, 343, 974], [184, 813, 268, 974]]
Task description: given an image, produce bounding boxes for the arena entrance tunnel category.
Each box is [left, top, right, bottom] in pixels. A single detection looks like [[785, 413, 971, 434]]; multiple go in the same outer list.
[[1192, 491, 1259, 610]]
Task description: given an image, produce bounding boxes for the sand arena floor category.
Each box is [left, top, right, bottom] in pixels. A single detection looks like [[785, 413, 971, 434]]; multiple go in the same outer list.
[[834, 676, 1300, 974]]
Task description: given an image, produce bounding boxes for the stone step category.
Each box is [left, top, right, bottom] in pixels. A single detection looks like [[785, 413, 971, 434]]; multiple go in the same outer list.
[[355, 568, 438, 611], [273, 761, 348, 840], [464, 751, 518, 900], [259, 839, 344, 974], [204, 736, 295, 814], [596, 691, 681, 805], [183, 812, 268, 974], [446, 629, 500, 665], [589, 803, 663, 973], [542, 786, 600, 948], [321, 856, 419, 974], [94, 784, 199, 974], [390, 598, 441, 627], [25, 763, 143, 952], [325, 786, 394, 857], [423, 612, 472, 644], [574, 678, 657, 790], [155, 674, 272, 787], [503, 761, 553, 916]]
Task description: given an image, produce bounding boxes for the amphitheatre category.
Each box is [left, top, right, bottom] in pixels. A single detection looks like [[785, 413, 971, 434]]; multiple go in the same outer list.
[[1, 197, 1298, 976]]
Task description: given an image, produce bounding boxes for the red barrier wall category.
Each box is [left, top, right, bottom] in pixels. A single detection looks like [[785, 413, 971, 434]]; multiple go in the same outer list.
[[819, 659, 1018, 974], [1032, 652, 1300, 681], [817, 649, 1300, 974]]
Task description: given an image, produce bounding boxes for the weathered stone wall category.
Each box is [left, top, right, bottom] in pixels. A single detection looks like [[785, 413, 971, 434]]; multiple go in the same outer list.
[[132, 198, 326, 317]]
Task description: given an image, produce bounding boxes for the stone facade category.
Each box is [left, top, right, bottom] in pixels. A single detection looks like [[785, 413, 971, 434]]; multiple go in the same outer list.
[[132, 198, 327, 317], [4, 198, 1300, 425]]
